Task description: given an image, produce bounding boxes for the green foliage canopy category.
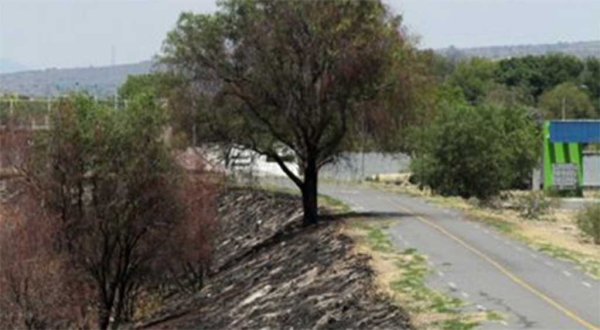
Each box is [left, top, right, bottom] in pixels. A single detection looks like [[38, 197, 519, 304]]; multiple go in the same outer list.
[[410, 103, 540, 199], [447, 58, 497, 104], [495, 54, 585, 100], [538, 82, 597, 119]]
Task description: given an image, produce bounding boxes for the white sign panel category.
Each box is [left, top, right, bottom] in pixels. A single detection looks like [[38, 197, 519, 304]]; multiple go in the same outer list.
[[553, 164, 579, 190]]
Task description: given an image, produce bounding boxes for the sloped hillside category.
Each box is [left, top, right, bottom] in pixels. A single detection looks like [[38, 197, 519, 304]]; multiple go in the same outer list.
[[137, 189, 409, 329], [0, 61, 152, 98]]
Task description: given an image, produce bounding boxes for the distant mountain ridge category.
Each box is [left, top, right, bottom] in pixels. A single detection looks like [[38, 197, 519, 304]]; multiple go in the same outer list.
[[0, 59, 29, 74], [437, 40, 599, 61], [0, 61, 153, 98], [1, 40, 598, 98]]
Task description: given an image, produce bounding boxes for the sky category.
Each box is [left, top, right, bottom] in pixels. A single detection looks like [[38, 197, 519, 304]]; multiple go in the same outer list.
[[0, 0, 599, 71]]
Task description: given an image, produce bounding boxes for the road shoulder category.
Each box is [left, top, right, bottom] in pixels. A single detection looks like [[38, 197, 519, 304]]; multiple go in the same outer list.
[[343, 217, 503, 329], [368, 181, 600, 279]]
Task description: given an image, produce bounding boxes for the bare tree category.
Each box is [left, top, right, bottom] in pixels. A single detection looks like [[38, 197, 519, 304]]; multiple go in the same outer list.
[[0, 125, 93, 330]]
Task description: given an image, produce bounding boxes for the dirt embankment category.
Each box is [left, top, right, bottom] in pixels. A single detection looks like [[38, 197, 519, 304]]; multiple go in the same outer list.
[[138, 189, 409, 329]]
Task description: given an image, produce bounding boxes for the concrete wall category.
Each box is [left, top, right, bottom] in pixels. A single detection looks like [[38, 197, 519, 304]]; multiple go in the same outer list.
[[583, 154, 600, 187], [319, 152, 410, 181], [198, 146, 411, 182]]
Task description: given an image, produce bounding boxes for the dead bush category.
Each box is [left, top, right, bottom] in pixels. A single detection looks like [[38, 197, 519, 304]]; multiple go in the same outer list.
[[0, 182, 93, 329], [577, 203, 600, 244], [515, 191, 555, 220]]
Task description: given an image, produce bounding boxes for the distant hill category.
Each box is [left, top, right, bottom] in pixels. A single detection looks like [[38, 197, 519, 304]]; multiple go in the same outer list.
[[1, 40, 598, 98], [0, 59, 29, 74], [437, 40, 600, 61], [0, 61, 153, 98]]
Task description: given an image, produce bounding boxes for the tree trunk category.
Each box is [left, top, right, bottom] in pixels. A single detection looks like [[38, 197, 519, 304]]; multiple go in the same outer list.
[[98, 305, 111, 330], [301, 160, 319, 226], [98, 289, 114, 330]]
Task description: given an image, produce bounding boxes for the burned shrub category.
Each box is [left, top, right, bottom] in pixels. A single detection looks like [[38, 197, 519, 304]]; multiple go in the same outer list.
[[0, 95, 219, 329]]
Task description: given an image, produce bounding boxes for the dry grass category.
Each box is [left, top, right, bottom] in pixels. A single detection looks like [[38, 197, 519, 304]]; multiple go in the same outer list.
[[520, 210, 599, 256], [583, 190, 600, 199], [344, 222, 399, 299]]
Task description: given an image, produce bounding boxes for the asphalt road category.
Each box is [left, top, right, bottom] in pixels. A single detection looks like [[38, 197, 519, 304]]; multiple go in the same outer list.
[[266, 177, 600, 329]]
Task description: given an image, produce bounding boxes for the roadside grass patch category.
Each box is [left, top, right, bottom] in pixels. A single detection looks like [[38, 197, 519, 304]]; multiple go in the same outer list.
[[390, 249, 463, 315], [366, 226, 394, 252], [536, 243, 600, 279], [463, 210, 517, 234], [318, 194, 352, 213], [345, 219, 502, 330]]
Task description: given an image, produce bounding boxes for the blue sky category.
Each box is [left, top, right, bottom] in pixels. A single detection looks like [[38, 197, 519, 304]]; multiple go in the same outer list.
[[0, 0, 599, 70]]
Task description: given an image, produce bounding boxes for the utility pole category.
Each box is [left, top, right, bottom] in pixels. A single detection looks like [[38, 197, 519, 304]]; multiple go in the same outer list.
[[46, 96, 51, 128], [111, 45, 117, 110], [111, 45, 116, 66], [360, 112, 366, 181]]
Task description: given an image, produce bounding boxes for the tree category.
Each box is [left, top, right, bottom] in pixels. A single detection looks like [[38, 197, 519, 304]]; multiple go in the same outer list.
[[495, 54, 584, 101], [161, 0, 416, 225], [483, 84, 534, 109], [118, 73, 166, 100], [539, 82, 596, 119], [541, 54, 584, 89], [580, 57, 600, 112], [410, 103, 539, 199], [448, 58, 497, 104]]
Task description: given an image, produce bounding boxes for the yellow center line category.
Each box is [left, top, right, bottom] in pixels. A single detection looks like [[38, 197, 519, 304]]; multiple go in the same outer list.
[[395, 204, 599, 330]]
